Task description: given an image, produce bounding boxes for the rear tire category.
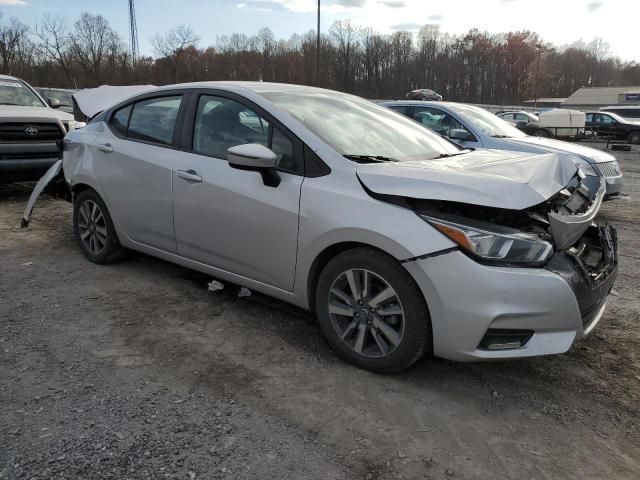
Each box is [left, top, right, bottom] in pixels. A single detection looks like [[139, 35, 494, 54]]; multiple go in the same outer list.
[[73, 189, 125, 264], [315, 248, 432, 374], [628, 130, 640, 144], [536, 129, 551, 138]]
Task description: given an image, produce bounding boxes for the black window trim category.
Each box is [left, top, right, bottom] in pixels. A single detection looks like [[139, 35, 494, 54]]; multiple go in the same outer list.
[[105, 89, 189, 150], [179, 88, 317, 177]]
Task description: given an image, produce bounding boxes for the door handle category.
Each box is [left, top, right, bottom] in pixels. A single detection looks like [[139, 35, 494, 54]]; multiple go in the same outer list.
[[177, 169, 202, 183], [96, 143, 113, 153]]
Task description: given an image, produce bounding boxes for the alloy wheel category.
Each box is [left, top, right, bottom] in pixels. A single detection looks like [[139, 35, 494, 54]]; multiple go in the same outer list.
[[328, 269, 405, 358], [77, 199, 107, 256]]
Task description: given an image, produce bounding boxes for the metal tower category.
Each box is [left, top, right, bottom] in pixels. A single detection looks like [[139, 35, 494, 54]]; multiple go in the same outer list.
[[128, 0, 139, 65]]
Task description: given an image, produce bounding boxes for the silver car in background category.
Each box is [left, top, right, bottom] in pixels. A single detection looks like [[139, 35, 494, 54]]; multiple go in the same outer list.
[[381, 100, 624, 198], [24, 83, 618, 373]]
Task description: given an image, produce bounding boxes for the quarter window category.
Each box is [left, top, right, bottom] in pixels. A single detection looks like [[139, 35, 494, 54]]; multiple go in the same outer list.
[[111, 104, 132, 137], [126, 96, 182, 145], [193, 95, 298, 172]]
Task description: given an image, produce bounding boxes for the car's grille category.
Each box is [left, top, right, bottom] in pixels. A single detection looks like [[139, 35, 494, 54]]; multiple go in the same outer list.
[[0, 122, 65, 142], [597, 161, 620, 177], [0, 151, 60, 161]]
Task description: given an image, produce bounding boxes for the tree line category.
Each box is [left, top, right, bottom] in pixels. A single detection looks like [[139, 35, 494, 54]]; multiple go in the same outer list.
[[2, 12, 640, 104]]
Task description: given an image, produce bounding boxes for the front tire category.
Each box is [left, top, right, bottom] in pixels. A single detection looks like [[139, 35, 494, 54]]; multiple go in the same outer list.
[[628, 130, 640, 144], [73, 189, 124, 264], [315, 248, 432, 374]]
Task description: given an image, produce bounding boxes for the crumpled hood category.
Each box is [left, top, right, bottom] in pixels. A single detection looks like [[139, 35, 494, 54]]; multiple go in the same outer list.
[[503, 136, 615, 163], [73, 85, 156, 119], [356, 149, 579, 210], [0, 105, 74, 122]]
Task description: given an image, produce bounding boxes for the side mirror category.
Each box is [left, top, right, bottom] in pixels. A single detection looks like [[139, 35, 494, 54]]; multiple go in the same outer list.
[[47, 97, 61, 109], [227, 143, 280, 187], [449, 128, 470, 141]]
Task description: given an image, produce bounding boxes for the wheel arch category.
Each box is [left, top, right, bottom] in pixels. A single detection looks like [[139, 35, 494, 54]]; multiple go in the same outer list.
[[306, 241, 401, 313]]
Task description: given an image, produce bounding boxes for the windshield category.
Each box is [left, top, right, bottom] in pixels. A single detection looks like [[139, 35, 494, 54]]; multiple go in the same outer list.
[[260, 90, 462, 162], [448, 104, 527, 138], [0, 80, 46, 107]]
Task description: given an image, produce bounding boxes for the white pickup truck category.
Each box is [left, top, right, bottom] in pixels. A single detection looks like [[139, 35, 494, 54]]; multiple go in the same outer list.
[[0, 74, 84, 182]]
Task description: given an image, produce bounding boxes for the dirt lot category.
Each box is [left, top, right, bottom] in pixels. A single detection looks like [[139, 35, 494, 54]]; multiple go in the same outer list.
[[1, 143, 639, 480]]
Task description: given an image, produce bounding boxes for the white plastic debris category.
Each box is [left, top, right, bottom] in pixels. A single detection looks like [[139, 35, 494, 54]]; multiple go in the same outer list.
[[21, 261, 33, 266], [238, 287, 252, 298], [207, 280, 224, 292]]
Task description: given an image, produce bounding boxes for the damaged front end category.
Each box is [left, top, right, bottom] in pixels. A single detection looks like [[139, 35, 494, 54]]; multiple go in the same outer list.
[[412, 170, 617, 334]]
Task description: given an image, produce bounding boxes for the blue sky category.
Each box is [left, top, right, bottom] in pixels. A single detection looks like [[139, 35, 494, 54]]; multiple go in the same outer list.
[[1, 0, 638, 61]]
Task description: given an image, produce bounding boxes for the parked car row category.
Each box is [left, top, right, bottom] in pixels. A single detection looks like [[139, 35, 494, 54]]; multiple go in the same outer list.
[[22, 82, 618, 374], [380, 100, 623, 197]]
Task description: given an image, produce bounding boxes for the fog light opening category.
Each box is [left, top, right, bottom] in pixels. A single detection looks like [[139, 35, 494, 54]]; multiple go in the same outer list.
[[479, 329, 534, 351]]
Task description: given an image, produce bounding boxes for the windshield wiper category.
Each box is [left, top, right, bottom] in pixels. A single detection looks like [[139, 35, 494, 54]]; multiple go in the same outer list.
[[0, 102, 22, 106], [436, 149, 473, 159], [491, 134, 512, 138], [344, 154, 399, 163]]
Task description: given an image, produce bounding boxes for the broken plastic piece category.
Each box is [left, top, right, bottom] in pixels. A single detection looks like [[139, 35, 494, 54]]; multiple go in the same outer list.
[[207, 280, 224, 292], [238, 287, 252, 298]]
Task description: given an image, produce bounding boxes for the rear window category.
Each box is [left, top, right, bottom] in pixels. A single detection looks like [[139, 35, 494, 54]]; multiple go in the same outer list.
[[111, 96, 182, 145]]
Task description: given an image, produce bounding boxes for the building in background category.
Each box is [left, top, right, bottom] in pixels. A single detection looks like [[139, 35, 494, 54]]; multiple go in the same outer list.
[[561, 86, 640, 110], [522, 98, 566, 109]]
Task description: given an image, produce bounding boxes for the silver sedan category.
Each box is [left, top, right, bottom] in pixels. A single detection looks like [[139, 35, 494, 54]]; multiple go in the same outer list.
[[24, 83, 618, 373]]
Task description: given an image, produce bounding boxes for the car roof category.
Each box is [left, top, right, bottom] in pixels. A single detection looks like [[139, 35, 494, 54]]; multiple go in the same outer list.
[[148, 81, 343, 97], [0, 74, 20, 81]]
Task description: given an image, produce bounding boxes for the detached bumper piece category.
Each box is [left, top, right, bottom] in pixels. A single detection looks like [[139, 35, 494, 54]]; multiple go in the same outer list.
[[546, 223, 618, 335]]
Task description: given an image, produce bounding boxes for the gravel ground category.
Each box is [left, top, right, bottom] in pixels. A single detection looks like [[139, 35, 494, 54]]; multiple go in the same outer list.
[[1, 143, 639, 479]]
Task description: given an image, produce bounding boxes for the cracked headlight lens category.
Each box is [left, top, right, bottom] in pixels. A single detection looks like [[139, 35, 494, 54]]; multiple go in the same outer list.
[[421, 216, 553, 267]]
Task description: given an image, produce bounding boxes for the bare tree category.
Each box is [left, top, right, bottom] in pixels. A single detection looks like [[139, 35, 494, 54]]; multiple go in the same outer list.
[[35, 14, 73, 82], [151, 24, 200, 82], [70, 13, 122, 86], [0, 14, 30, 74]]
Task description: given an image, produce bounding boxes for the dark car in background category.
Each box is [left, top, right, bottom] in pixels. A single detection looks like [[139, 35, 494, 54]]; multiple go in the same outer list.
[[36, 88, 76, 115], [406, 89, 442, 101], [600, 106, 640, 119], [585, 111, 640, 144]]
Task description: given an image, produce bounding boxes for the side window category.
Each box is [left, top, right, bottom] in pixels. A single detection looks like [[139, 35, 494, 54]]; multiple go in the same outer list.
[[388, 105, 411, 116], [515, 114, 528, 121], [271, 128, 295, 171], [414, 107, 466, 136], [193, 95, 300, 172], [127, 96, 182, 145], [585, 113, 593, 122], [601, 115, 615, 124], [110, 104, 132, 137]]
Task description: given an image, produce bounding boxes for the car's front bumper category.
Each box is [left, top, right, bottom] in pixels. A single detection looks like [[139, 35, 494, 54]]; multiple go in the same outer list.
[[603, 174, 624, 198], [404, 225, 617, 362], [0, 142, 62, 182]]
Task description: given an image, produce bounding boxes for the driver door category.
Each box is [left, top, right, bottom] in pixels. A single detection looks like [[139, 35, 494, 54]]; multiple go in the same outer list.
[[413, 106, 481, 148], [172, 93, 303, 291]]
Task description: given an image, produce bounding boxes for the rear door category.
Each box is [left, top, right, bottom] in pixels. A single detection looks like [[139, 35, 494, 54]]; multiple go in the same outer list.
[[93, 92, 185, 252], [172, 91, 303, 290]]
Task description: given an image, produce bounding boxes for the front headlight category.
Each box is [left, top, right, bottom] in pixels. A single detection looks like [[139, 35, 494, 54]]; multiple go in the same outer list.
[[421, 216, 553, 267], [574, 157, 597, 177]]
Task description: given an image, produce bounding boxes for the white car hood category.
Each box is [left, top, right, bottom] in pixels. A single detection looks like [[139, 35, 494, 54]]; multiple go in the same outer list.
[[503, 136, 614, 163], [0, 105, 74, 122], [356, 149, 579, 210]]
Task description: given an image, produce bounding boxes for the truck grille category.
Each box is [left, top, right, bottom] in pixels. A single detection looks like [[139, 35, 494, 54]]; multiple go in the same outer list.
[[597, 161, 620, 177], [0, 151, 60, 161], [0, 122, 65, 142]]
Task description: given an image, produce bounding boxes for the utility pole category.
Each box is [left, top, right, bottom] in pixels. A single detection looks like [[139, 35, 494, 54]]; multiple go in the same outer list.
[[128, 0, 139, 66], [316, 0, 320, 86], [533, 43, 543, 110]]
